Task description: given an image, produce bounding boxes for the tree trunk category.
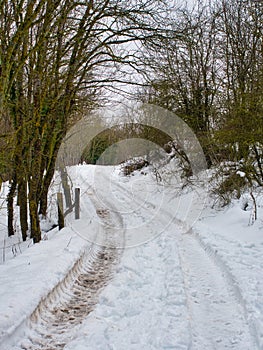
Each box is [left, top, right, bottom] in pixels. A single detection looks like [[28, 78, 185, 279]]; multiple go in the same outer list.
[[60, 167, 72, 209], [18, 180, 28, 241], [39, 138, 62, 217], [28, 138, 42, 243], [38, 189, 48, 218], [57, 192, 64, 230], [38, 167, 55, 217], [7, 176, 17, 237], [29, 197, 41, 243], [38, 154, 57, 217]]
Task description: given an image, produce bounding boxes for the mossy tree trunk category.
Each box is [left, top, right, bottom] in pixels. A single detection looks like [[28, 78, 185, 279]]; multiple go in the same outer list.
[[18, 179, 28, 241], [7, 175, 17, 237]]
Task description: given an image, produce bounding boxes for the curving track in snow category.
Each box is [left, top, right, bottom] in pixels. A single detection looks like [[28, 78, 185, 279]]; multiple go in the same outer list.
[[177, 232, 256, 349], [98, 169, 258, 349], [6, 188, 125, 350], [19, 247, 118, 350]]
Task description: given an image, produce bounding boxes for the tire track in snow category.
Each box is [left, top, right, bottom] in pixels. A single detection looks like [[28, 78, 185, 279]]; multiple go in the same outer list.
[[177, 232, 256, 349], [188, 228, 261, 349], [19, 246, 118, 350], [7, 190, 125, 350], [98, 171, 259, 348]]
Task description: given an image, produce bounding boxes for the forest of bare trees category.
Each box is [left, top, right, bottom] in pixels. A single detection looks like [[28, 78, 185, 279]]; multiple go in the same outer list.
[[139, 0, 263, 202], [0, 0, 262, 243]]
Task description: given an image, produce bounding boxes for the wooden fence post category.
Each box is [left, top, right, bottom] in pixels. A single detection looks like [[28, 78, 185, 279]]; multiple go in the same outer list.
[[75, 188, 80, 219], [57, 192, 64, 230]]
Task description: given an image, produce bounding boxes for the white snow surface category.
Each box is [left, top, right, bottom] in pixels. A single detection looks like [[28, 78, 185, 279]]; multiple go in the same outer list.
[[0, 163, 262, 349]]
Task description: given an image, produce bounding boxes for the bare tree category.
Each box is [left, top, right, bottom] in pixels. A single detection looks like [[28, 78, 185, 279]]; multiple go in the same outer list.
[[139, 1, 220, 165], [216, 0, 263, 184], [0, 0, 171, 242]]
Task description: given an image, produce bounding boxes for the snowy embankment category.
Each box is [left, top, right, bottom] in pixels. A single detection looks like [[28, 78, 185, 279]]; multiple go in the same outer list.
[[0, 168, 99, 348], [0, 163, 262, 349]]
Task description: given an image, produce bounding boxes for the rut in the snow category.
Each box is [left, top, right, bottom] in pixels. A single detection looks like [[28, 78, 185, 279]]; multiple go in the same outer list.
[[177, 232, 257, 350], [19, 245, 119, 350], [17, 197, 124, 350]]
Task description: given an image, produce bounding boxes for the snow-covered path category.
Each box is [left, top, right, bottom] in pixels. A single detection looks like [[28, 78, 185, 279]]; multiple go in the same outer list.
[[177, 231, 254, 349], [76, 167, 257, 349], [0, 164, 262, 349]]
